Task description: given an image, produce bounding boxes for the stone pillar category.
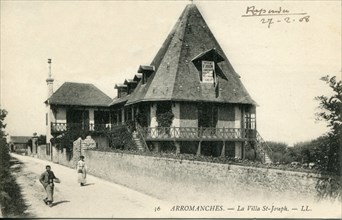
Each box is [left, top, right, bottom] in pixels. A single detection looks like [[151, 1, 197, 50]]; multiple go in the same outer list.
[[72, 138, 82, 166], [197, 141, 202, 156], [220, 141, 226, 157], [32, 134, 38, 155], [27, 146, 32, 155]]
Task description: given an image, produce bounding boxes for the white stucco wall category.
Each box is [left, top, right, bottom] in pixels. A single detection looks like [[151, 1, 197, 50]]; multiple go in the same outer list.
[[217, 105, 236, 128], [46, 104, 53, 144]]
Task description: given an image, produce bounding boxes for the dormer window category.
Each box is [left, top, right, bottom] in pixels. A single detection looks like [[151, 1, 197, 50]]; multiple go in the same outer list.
[[115, 84, 127, 98], [124, 79, 137, 95], [138, 65, 155, 84], [192, 48, 225, 84], [133, 73, 142, 83]]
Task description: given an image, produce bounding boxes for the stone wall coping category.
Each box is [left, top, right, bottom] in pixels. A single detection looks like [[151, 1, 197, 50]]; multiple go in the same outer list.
[[87, 150, 334, 178]]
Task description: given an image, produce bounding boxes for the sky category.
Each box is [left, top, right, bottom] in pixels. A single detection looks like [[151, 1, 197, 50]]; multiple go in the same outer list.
[[1, 0, 341, 146]]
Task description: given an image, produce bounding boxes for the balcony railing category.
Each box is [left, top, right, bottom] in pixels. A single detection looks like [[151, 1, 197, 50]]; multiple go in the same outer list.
[[51, 122, 256, 141], [140, 127, 256, 141], [51, 122, 124, 133]]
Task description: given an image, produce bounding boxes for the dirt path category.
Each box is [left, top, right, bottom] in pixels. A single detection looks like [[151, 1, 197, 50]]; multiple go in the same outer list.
[[11, 153, 171, 218]]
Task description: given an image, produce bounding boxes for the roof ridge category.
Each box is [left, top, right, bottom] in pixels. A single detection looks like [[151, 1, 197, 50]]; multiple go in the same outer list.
[[64, 81, 95, 85]]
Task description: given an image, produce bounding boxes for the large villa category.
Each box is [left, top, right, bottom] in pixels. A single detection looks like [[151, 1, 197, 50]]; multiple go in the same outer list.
[[44, 4, 272, 163]]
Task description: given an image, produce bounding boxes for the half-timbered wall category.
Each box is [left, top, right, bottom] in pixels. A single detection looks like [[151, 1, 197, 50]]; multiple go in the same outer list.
[[179, 103, 198, 127], [217, 104, 235, 128]]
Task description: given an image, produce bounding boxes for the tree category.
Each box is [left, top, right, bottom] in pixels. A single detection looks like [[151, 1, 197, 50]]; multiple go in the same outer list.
[[315, 75, 341, 175], [0, 109, 11, 214], [266, 141, 293, 163], [0, 109, 7, 140], [37, 135, 46, 145]]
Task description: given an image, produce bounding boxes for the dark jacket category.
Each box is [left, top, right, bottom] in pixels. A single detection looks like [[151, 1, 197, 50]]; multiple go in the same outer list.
[[39, 170, 57, 188]]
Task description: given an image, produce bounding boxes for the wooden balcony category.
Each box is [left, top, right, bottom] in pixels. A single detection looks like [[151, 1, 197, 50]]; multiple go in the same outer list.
[[51, 122, 256, 141], [139, 127, 256, 141]]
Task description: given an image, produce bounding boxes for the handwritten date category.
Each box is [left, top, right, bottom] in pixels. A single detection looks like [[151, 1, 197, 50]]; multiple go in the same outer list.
[[261, 16, 310, 28]]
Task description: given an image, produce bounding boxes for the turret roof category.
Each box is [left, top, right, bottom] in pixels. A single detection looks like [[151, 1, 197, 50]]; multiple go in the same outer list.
[[124, 4, 256, 106]]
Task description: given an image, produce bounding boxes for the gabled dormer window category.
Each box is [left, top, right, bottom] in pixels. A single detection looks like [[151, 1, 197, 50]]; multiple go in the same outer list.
[[138, 65, 155, 84], [124, 79, 137, 95], [133, 73, 142, 83], [115, 84, 127, 98], [192, 48, 225, 85]]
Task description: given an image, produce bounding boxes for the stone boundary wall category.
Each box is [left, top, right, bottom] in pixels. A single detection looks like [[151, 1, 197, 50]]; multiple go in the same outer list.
[[35, 147, 328, 202]]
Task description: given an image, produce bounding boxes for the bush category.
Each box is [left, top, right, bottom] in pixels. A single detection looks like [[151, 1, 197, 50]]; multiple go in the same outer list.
[[156, 102, 174, 127], [106, 126, 137, 151], [315, 176, 341, 201], [0, 109, 28, 217]]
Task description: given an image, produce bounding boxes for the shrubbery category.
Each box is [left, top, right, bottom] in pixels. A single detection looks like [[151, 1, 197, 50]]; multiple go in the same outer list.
[[106, 125, 137, 151], [0, 109, 28, 217]]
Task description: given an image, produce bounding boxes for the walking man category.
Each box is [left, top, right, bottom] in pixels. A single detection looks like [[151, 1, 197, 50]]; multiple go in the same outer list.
[[39, 165, 60, 207]]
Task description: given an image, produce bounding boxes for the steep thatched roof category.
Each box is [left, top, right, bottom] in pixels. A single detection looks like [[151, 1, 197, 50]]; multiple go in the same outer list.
[[124, 4, 256, 106], [47, 82, 112, 107]]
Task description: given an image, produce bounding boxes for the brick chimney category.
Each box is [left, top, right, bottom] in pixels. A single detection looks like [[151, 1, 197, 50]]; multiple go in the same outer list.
[[46, 58, 54, 98]]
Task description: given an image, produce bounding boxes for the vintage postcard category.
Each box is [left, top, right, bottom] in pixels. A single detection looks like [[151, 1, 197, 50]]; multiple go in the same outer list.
[[0, 0, 341, 218]]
